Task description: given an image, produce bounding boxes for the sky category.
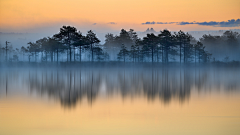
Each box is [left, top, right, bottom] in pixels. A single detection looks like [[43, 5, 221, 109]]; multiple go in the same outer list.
[[0, 0, 240, 34]]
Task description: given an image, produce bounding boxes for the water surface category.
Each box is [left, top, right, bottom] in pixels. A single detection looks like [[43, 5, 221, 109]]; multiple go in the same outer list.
[[0, 67, 240, 135]]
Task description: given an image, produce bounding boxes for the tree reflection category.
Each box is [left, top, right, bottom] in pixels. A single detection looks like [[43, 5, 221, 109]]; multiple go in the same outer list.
[[21, 67, 240, 108]]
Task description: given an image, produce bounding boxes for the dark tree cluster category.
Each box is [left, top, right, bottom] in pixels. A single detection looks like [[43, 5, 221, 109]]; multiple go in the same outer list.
[[200, 31, 240, 61], [104, 29, 138, 48], [116, 30, 211, 63], [1, 25, 239, 63], [1, 26, 107, 62]]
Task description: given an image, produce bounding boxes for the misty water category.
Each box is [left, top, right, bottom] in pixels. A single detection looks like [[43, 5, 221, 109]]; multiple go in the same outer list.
[[0, 66, 240, 135]]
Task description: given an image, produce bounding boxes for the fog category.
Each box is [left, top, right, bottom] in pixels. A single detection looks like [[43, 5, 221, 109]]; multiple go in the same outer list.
[[1, 66, 239, 108], [1, 27, 239, 63]]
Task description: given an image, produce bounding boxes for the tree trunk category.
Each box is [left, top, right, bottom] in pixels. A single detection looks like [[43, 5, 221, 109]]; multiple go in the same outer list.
[[79, 46, 81, 62], [199, 51, 200, 63], [35, 51, 37, 62], [5, 42, 8, 62], [57, 49, 58, 62], [74, 47, 76, 62], [152, 44, 154, 63], [180, 43, 182, 63], [124, 51, 125, 62], [51, 51, 53, 62], [195, 48, 196, 64], [184, 43, 186, 63], [46, 52, 48, 62], [91, 44, 94, 62], [69, 47, 72, 62], [162, 45, 164, 63]]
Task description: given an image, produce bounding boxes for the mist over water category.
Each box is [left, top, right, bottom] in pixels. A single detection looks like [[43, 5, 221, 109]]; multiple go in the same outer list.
[[0, 66, 240, 135], [1, 0, 240, 134], [1, 67, 239, 107]]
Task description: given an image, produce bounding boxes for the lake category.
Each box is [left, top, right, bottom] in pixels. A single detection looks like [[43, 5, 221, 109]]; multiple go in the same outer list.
[[0, 66, 240, 135]]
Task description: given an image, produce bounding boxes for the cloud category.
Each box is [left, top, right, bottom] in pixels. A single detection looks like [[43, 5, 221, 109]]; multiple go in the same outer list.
[[142, 22, 175, 25], [157, 22, 169, 24], [194, 21, 218, 26], [178, 22, 194, 25], [141, 19, 240, 27], [92, 23, 97, 25], [108, 22, 117, 25], [178, 19, 240, 27], [217, 19, 240, 27]]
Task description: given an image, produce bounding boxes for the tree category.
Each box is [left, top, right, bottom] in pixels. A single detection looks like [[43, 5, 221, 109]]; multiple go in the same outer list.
[[222, 31, 239, 46], [86, 30, 100, 62], [142, 33, 158, 62], [103, 52, 110, 61], [0, 44, 3, 61], [175, 31, 193, 63], [175, 30, 185, 63], [128, 29, 139, 45], [194, 41, 202, 63], [129, 45, 137, 62], [104, 33, 115, 47], [73, 31, 86, 62], [46, 37, 61, 62], [5, 41, 10, 61], [54, 26, 79, 62], [115, 29, 132, 48], [135, 39, 141, 62], [158, 30, 175, 63], [200, 31, 240, 61], [183, 34, 194, 62], [141, 44, 151, 62], [27, 42, 40, 62], [194, 41, 210, 63], [93, 47, 104, 61], [12, 55, 18, 62], [21, 46, 28, 61], [117, 44, 129, 62]]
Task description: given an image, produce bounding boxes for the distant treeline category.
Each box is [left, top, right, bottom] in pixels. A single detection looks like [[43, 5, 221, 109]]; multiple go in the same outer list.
[[0, 26, 239, 63]]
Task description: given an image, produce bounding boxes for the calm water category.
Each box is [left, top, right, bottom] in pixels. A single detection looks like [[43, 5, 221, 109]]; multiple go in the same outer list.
[[0, 67, 240, 135]]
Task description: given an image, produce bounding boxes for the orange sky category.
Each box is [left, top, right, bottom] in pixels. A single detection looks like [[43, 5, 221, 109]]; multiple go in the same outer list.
[[0, 0, 239, 32]]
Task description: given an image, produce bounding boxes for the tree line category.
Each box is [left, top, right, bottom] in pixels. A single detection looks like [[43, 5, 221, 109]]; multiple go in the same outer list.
[[1, 25, 239, 63], [105, 29, 214, 63]]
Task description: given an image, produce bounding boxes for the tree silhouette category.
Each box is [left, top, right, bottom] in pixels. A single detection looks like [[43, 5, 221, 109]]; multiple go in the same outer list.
[[20, 46, 28, 61], [158, 30, 175, 63], [115, 29, 133, 48], [93, 47, 105, 61], [5, 41, 10, 61], [27, 42, 40, 62], [142, 33, 158, 62], [141, 44, 151, 62], [175, 30, 186, 63], [73, 31, 86, 62], [117, 44, 129, 62], [104, 33, 115, 47], [54, 26, 78, 62], [129, 45, 137, 62], [128, 29, 139, 45], [86, 30, 100, 62], [2, 25, 230, 63], [200, 31, 240, 61]]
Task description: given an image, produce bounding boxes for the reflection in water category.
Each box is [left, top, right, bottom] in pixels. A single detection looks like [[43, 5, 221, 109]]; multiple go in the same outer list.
[[1, 67, 239, 108]]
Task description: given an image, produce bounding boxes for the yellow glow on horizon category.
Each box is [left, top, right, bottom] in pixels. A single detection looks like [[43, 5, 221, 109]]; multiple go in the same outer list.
[[0, 92, 240, 135]]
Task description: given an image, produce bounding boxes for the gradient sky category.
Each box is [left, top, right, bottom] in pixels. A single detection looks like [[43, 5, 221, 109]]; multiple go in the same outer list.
[[0, 0, 240, 33]]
